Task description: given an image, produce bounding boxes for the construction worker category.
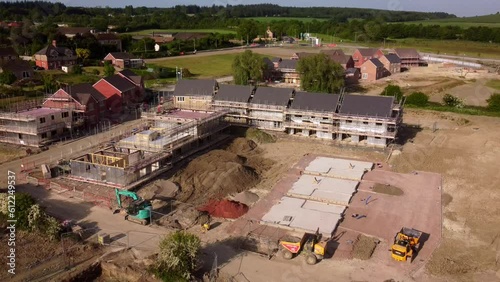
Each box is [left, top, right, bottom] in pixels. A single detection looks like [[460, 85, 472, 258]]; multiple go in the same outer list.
[[202, 223, 210, 233]]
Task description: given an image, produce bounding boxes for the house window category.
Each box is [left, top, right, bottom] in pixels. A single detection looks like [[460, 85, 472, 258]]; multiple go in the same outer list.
[[40, 117, 46, 123], [176, 97, 185, 102], [51, 130, 57, 136], [62, 112, 69, 118], [41, 133, 47, 139], [346, 120, 353, 124], [51, 115, 54, 120], [18, 134, 23, 140], [22, 71, 30, 78], [376, 122, 383, 126], [363, 121, 368, 125], [362, 73, 368, 79]]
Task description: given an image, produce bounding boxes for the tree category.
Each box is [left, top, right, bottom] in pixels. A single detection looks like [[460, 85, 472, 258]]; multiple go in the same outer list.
[[0, 70, 17, 85], [154, 231, 201, 281], [381, 84, 403, 102], [72, 64, 83, 75], [237, 20, 260, 43], [442, 93, 464, 108], [406, 92, 429, 107], [297, 53, 345, 93], [75, 48, 91, 64], [232, 50, 266, 85], [486, 93, 500, 112], [103, 61, 115, 77]]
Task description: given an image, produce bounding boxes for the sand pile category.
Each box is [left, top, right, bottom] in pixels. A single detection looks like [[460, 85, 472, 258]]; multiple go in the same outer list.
[[226, 138, 258, 154], [173, 149, 260, 204], [199, 199, 249, 219], [138, 179, 179, 201]]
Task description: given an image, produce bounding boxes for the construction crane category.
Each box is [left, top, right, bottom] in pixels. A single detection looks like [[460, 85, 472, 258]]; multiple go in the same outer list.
[[115, 189, 152, 225], [390, 227, 423, 262]]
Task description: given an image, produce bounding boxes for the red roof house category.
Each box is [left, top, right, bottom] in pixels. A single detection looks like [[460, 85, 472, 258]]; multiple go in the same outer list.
[[352, 48, 384, 68], [93, 73, 143, 114]]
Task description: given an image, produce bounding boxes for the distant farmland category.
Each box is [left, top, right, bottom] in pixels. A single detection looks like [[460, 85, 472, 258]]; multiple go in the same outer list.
[[124, 29, 237, 35], [248, 17, 328, 22], [398, 14, 500, 28]]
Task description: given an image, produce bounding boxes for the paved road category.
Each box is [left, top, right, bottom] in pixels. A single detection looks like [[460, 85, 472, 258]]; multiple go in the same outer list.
[[0, 119, 144, 186]]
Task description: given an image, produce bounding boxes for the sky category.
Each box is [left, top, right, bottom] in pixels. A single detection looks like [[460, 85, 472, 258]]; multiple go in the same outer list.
[[49, 0, 500, 17]]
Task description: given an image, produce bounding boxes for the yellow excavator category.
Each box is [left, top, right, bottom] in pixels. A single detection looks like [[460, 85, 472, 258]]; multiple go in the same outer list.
[[279, 228, 326, 265], [391, 227, 423, 262]]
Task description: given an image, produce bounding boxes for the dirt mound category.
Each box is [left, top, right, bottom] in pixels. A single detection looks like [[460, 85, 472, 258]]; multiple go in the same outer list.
[[231, 191, 259, 206], [173, 149, 260, 204], [199, 199, 249, 219], [226, 138, 258, 154], [352, 235, 379, 260], [138, 179, 179, 201]]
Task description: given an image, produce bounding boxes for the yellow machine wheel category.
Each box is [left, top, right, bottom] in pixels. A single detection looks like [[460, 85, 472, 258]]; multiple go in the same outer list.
[[306, 254, 317, 265], [282, 250, 293, 260]]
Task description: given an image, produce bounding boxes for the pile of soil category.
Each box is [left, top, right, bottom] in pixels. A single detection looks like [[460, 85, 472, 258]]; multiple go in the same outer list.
[[199, 199, 249, 219], [372, 184, 404, 196], [173, 148, 260, 205], [138, 179, 179, 201], [352, 234, 379, 260], [226, 138, 258, 154]]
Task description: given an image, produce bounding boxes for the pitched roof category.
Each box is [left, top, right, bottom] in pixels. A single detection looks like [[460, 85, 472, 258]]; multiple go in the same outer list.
[[291, 92, 340, 112], [250, 87, 293, 106], [119, 69, 142, 85], [94, 33, 120, 40], [271, 57, 281, 63], [328, 54, 352, 65], [345, 68, 359, 75], [320, 49, 345, 57], [394, 48, 420, 59], [72, 93, 92, 106], [0, 47, 18, 57], [174, 79, 216, 96], [102, 75, 136, 92], [357, 48, 381, 57], [366, 58, 384, 68], [262, 57, 274, 69], [278, 59, 298, 70], [58, 27, 92, 35], [214, 84, 253, 103], [174, 32, 209, 41], [67, 83, 106, 102], [293, 52, 315, 59], [339, 94, 394, 118], [384, 53, 401, 63], [107, 52, 136, 60], [0, 59, 31, 72], [152, 36, 175, 44], [35, 44, 74, 57]]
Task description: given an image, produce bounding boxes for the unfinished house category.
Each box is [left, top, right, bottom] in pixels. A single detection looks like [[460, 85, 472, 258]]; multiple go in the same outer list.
[[212, 84, 254, 125], [70, 110, 229, 187], [337, 95, 402, 146], [285, 92, 340, 139], [173, 79, 217, 111], [394, 48, 423, 68], [248, 87, 293, 131], [0, 108, 72, 147]]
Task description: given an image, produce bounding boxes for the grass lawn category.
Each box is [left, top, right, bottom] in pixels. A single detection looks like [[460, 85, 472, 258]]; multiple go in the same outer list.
[[486, 79, 500, 91], [148, 53, 270, 78], [83, 66, 104, 75], [124, 29, 237, 35], [40, 70, 101, 85], [248, 17, 327, 22]]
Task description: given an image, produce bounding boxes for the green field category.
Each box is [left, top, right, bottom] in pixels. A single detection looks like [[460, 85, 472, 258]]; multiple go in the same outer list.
[[249, 17, 328, 23], [148, 54, 235, 78], [361, 38, 500, 59], [398, 14, 500, 28], [486, 80, 500, 91], [124, 29, 237, 35]]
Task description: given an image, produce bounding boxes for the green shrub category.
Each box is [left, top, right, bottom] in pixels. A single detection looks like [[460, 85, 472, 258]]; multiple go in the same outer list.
[[486, 93, 500, 112], [442, 94, 464, 108], [406, 92, 429, 107], [72, 65, 83, 75], [92, 69, 100, 75], [380, 84, 403, 102]]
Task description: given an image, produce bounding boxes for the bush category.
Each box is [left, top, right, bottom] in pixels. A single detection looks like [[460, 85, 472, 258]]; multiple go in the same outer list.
[[92, 69, 100, 75], [406, 92, 429, 107], [380, 84, 403, 102], [0, 70, 17, 85], [442, 94, 464, 108], [487, 93, 500, 112], [72, 65, 83, 75]]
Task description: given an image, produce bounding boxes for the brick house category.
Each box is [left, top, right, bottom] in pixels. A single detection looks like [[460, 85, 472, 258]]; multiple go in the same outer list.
[[43, 83, 107, 126], [172, 79, 217, 110], [94, 33, 122, 51], [0, 60, 33, 80], [394, 48, 421, 68], [277, 59, 300, 85], [379, 53, 401, 75], [352, 48, 384, 68], [34, 41, 77, 70], [103, 52, 144, 69], [360, 58, 385, 82], [57, 27, 92, 38], [93, 74, 141, 114]]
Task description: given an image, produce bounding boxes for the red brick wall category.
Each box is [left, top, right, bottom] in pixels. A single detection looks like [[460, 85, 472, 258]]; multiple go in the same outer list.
[[43, 89, 84, 110]]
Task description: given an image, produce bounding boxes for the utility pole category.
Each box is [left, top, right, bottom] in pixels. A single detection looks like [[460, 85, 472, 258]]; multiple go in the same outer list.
[[246, 34, 249, 46]]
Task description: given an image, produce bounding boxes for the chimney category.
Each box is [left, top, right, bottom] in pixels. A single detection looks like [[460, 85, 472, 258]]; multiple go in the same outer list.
[[52, 40, 57, 47]]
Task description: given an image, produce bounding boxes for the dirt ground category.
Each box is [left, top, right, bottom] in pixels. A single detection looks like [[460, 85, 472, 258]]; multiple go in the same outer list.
[[0, 143, 28, 164]]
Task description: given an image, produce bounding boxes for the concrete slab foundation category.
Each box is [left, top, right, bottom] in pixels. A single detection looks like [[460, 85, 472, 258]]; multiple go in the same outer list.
[[304, 157, 373, 180]]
